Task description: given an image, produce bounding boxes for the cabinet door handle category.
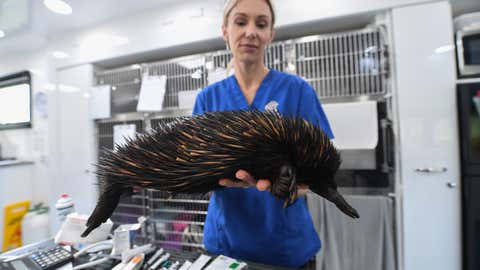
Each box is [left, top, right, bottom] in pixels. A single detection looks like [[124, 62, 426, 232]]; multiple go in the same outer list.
[[446, 182, 457, 188], [414, 167, 448, 173]]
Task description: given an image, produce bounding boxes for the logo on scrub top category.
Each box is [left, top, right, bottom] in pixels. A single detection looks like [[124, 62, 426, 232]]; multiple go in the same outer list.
[[265, 100, 279, 112]]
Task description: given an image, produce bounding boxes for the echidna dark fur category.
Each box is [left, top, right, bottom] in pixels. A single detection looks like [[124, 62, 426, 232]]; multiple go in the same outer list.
[[81, 110, 359, 237]]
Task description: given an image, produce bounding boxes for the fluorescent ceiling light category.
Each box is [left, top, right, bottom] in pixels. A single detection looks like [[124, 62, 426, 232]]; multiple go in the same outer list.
[[0, 30, 4, 38], [43, 0, 72, 15], [52, 51, 69, 59]]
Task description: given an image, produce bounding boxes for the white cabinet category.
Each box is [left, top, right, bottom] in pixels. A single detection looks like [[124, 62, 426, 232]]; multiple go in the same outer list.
[[48, 65, 97, 232], [392, 1, 461, 269]]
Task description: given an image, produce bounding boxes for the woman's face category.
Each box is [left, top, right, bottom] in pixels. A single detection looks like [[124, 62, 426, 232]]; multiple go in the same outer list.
[[223, 0, 274, 65]]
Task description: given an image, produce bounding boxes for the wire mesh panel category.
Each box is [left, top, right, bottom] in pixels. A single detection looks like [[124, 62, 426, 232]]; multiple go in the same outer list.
[[208, 44, 285, 72], [97, 120, 144, 159], [150, 117, 181, 130], [145, 55, 206, 109], [265, 43, 286, 72], [210, 50, 233, 70], [205, 50, 233, 85], [95, 67, 142, 86], [293, 27, 388, 99], [112, 192, 148, 225], [149, 191, 209, 251], [97, 120, 147, 221], [95, 119, 149, 236]]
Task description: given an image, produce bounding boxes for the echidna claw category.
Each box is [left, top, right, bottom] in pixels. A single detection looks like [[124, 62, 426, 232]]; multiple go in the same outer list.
[[282, 191, 298, 208], [283, 198, 289, 208]]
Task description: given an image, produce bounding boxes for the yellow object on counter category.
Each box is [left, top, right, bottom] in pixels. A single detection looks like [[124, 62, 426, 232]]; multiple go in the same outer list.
[[2, 200, 30, 251]]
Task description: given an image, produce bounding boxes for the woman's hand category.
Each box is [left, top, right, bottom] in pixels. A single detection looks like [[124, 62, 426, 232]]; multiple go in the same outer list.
[[219, 169, 310, 196], [219, 169, 271, 191]]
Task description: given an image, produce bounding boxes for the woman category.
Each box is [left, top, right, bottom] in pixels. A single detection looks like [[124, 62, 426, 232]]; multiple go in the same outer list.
[[193, 0, 333, 267]]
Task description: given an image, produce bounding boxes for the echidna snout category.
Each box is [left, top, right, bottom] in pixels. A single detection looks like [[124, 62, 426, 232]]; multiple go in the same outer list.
[[310, 180, 360, 219]]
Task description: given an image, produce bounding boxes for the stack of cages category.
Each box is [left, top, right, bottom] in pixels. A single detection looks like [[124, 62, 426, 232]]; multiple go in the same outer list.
[[93, 25, 391, 252], [143, 55, 209, 251], [292, 28, 388, 100], [94, 66, 150, 242], [291, 27, 394, 194], [94, 54, 210, 250]]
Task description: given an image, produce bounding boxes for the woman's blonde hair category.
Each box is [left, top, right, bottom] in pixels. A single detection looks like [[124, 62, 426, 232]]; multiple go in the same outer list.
[[223, 0, 276, 74], [223, 0, 276, 28]]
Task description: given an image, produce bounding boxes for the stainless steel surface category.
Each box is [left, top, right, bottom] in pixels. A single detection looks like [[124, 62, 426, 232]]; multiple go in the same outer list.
[[95, 66, 142, 85], [339, 149, 376, 170]]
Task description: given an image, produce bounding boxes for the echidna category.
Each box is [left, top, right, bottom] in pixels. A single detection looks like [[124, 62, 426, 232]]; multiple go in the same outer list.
[[81, 110, 359, 237]]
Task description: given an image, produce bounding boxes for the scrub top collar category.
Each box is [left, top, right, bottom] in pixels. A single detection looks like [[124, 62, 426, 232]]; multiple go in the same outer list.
[[228, 69, 274, 110]]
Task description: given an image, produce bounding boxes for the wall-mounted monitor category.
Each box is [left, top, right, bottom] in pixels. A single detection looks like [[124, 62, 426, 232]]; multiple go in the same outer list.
[[0, 71, 32, 130]]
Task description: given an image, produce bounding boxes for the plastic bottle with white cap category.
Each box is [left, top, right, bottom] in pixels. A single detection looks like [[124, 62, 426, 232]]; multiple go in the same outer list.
[[55, 193, 75, 224]]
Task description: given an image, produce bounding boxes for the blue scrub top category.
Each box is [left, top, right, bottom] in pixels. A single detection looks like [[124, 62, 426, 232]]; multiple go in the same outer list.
[[193, 69, 333, 268]]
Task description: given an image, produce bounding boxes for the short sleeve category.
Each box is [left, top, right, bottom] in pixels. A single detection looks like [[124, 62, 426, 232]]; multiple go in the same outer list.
[[297, 81, 334, 139], [192, 91, 205, 115]]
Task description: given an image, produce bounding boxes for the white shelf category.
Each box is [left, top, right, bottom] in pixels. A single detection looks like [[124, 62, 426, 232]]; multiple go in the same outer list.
[[0, 160, 34, 167]]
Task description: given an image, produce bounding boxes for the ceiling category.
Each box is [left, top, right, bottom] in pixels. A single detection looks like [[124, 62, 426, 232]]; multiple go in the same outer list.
[[0, 0, 179, 54], [0, 0, 479, 56]]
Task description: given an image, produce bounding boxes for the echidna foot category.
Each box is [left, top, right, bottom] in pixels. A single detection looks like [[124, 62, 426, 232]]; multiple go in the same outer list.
[[271, 163, 298, 207]]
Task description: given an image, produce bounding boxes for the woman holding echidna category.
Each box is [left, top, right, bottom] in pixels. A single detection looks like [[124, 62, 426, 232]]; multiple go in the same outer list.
[[193, 0, 334, 267]]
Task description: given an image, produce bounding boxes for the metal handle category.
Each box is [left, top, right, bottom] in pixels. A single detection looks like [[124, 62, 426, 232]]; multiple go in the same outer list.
[[414, 167, 448, 173], [380, 119, 394, 173], [446, 182, 457, 188]]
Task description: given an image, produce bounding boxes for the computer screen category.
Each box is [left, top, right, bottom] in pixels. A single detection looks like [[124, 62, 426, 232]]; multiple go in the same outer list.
[[0, 71, 32, 130]]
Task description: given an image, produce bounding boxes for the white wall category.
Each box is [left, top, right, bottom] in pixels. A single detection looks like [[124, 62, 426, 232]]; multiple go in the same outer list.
[[48, 64, 97, 232], [0, 51, 54, 205]]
